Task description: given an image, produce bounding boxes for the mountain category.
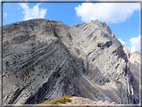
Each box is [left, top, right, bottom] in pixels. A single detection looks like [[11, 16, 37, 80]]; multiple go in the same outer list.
[[1, 18, 140, 105]]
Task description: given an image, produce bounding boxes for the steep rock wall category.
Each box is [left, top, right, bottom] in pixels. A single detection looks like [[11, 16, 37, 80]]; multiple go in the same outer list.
[[1, 19, 140, 105]]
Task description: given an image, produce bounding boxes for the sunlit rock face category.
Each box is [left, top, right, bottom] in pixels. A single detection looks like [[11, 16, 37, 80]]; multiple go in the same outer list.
[[1, 19, 140, 105]]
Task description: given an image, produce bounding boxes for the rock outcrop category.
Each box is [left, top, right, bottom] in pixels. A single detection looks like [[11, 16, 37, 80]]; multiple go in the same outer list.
[[62, 96, 116, 105], [1, 18, 140, 106]]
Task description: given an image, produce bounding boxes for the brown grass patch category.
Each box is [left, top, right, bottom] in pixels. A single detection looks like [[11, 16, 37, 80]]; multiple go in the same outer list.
[[32, 96, 72, 106]]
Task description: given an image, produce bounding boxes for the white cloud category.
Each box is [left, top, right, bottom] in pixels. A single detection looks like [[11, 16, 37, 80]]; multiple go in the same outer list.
[[128, 47, 131, 50], [129, 35, 140, 53], [118, 39, 125, 45], [75, 2, 140, 23], [19, 3, 47, 20], [4, 13, 7, 17]]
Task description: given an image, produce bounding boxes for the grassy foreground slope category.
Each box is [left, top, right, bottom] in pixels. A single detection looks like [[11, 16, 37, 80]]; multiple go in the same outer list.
[[33, 96, 72, 106]]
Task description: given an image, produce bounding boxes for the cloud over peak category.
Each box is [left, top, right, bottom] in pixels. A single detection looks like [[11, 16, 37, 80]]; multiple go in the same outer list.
[[75, 3, 140, 23], [19, 3, 47, 20], [129, 35, 140, 53]]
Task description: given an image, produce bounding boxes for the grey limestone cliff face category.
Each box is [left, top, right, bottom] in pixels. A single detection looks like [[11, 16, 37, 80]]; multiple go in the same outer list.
[[1, 19, 140, 105]]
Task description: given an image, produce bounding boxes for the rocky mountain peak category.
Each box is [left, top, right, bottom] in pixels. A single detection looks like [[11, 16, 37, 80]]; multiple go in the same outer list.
[[1, 18, 140, 106]]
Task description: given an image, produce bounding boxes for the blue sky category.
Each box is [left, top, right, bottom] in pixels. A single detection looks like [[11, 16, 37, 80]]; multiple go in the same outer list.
[[2, 1, 141, 53]]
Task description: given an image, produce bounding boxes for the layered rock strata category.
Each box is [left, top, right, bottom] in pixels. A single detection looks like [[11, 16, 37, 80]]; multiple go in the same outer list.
[[1, 19, 140, 105]]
